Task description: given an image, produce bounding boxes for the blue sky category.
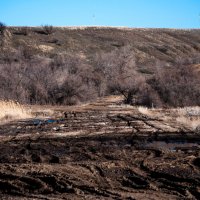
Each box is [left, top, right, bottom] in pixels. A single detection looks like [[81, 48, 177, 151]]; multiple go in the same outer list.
[[0, 0, 200, 28]]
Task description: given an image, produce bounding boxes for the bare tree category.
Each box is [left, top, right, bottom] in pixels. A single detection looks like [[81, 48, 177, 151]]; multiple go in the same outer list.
[[95, 46, 145, 104]]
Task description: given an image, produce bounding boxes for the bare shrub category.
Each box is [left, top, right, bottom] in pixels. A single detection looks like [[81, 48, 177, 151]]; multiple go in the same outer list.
[[50, 75, 91, 105], [13, 27, 29, 36], [48, 55, 97, 105], [149, 64, 200, 107], [34, 25, 54, 35], [0, 49, 97, 105], [94, 46, 151, 105], [94, 46, 157, 106], [0, 40, 199, 108], [42, 25, 54, 35], [0, 22, 6, 34], [136, 86, 162, 108]]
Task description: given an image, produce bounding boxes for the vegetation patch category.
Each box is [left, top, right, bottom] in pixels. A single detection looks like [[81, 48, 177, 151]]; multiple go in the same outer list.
[[0, 100, 31, 123]]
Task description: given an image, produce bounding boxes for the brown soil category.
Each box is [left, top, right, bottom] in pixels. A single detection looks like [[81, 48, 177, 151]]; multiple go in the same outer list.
[[0, 96, 200, 199]]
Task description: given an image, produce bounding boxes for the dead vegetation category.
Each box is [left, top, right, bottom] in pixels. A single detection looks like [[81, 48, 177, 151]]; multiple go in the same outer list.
[[0, 22, 6, 35], [0, 26, 200, 199], [148, 63, 200, 107], [0, 27, 200, 108], [176, 107, 200, 132], [137, 105, 200, 132], [0, 100, 31, 123], [0, 44, 199, 108]]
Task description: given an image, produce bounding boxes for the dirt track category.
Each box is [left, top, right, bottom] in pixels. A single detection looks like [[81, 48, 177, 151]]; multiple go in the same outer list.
[[0, 97, 200, 199]]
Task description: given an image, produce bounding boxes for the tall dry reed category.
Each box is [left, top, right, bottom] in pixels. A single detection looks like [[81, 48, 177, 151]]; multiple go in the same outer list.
[[0, 100, 31, 122]]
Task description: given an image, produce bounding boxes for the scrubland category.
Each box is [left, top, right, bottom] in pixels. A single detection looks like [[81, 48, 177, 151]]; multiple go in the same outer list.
[[0, 26, 200, 199], [0, 26, 200, 107]]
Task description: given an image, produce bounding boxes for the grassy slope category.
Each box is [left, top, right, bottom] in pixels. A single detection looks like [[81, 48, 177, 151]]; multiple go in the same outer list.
[[3, 27, 200, 66]]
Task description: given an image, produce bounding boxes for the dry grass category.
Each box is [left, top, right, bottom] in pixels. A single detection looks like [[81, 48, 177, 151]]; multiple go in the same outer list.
[[176, 116, 200, 131], [137, 106, 163, 118], [176, 107, 200, 131], [138, 106, 200, 132], [138, 106, 152, 115], [176, 107, 200, 117], [0, 100, 31, 123]]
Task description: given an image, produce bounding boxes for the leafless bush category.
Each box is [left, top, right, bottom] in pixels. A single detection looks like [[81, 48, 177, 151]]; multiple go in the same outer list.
[[0, 49, 97, 105], [0, 22, 6, 34], [13, 27, 29, 36], [94, 46, 149, 105], [0, 42, 199, 107], [34, 25, 54, 35], [42, 25, 54, 35], [136, 86, 162, 108], [149, 64, 200, 107]]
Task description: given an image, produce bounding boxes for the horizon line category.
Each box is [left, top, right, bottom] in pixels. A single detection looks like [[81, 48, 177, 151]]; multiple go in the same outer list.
[[7, 25, 200, 30]]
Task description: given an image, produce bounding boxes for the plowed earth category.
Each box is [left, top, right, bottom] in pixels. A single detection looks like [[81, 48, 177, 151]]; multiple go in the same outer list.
[[0, 97, 200, 200]]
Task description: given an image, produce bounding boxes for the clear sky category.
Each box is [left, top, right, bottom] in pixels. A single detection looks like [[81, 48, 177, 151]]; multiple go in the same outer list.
[[0, 0, 200, 28]]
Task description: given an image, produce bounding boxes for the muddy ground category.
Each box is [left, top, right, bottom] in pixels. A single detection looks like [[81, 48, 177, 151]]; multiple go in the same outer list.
[[0, 97, 200, 200]]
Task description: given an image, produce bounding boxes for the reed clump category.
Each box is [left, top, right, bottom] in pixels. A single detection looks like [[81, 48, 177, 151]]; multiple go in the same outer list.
[[0, 100, 31, 122]]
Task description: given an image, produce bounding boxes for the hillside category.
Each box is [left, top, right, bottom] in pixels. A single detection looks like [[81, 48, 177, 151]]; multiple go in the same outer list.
[[0, 27, 200, 199], [2, 27, 200, 64], [0, 27, 200, 107]]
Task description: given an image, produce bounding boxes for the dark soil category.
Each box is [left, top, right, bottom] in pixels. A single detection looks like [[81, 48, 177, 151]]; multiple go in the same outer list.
[[0, 97, 200, 199]]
